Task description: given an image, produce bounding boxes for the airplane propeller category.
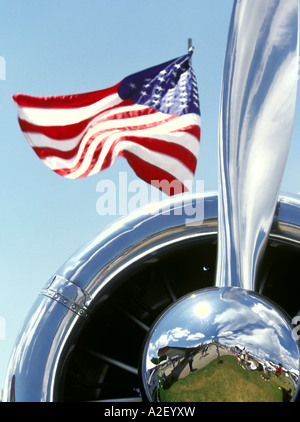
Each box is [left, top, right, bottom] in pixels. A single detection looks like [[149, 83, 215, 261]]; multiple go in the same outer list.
[[216, 0, 299, 291], [141, 0, 300, 402]]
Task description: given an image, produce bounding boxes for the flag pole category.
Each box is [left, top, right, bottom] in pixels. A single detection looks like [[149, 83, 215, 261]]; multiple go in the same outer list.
[[188, 38, 194, 53]]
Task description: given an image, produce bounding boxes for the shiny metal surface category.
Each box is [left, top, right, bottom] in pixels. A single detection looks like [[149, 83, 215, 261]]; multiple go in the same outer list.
[[141, 0, 300, 403], [54, 192, 215, 301], [216, 0, 299, 290], [3, 192, 216, 402], [3, 0, 300, 402], [3, 295, 84, 401], [2, 192, 300, 402], [141, 287, 300, 402]]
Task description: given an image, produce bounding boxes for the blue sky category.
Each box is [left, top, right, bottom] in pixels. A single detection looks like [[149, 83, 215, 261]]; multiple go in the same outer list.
[[1, 0, 300, 395]]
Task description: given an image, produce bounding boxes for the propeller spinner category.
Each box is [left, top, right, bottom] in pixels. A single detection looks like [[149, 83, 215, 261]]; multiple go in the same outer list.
[[141, 0, 300, 402]]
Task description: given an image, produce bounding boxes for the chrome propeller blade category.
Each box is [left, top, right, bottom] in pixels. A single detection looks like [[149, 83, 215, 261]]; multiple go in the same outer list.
[[140, 1, 300, 402], [216, 0, 299, 291]]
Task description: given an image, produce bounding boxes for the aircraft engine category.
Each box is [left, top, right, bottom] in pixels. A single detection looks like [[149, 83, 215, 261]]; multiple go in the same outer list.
[[2, 192, 300, 402], [3, 0, 300, 402]]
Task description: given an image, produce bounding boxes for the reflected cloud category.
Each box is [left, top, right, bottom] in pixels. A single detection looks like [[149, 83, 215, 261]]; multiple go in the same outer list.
[[142, 288, 300, 402], [186, 332, 205, 342], [153, 327, 190, 350]]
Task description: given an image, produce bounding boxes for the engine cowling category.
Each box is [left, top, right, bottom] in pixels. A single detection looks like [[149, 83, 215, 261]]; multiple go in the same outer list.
[[2, 192, 300, 402]]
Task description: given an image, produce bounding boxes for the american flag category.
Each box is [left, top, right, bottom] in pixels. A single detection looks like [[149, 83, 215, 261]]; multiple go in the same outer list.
[[13, 52, 201, 195]]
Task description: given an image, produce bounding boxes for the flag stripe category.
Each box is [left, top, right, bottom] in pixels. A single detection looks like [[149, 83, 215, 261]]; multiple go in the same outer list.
[[23, 103, 200, 171], [32, 128, 200, 162], [15, 91, 123, 126], [108, 139, 197, 178], [32, 116, 200, 179], [39, 126, 199, 179], [27, 111, 181, 169], [50, 135, 198, 179], [121, 151, 189, 195], [13, 53, 201, 195], [28, 123, 200, 158], [18, 100, 201, 189], [18, 116, 97, 140], [13, 83, 121, 109], [17, 102, 163, 141], [55, 140, 195, 189]]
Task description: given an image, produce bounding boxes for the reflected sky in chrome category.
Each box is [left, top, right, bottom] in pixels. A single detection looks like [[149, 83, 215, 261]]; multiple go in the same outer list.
[[216, 0, 299, 291], [142, 287, 300, 401]]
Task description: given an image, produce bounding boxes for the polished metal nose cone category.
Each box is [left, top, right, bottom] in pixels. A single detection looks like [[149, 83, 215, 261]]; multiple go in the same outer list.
[[140, 287, 300, 402]]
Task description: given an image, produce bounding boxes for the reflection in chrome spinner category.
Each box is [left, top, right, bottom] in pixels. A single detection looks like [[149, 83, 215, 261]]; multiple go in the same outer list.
[[2, 194, 300, 402], [216, 0, 299, 291], [142, 0, 300, 401], [142, 288, 300, 402], [142, 0, 300, 402], [2, 0, 300, 403]]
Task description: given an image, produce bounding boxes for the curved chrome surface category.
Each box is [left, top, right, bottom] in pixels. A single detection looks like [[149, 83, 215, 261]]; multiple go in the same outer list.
[[3, 1, 300, 403], [53, 192, 216, 302], [2, 192, 300, 402], [141, 287, 300, 402], [216, 0, 299, 290], [3, 296, 83, 402], [2, 192, 216, 402]]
